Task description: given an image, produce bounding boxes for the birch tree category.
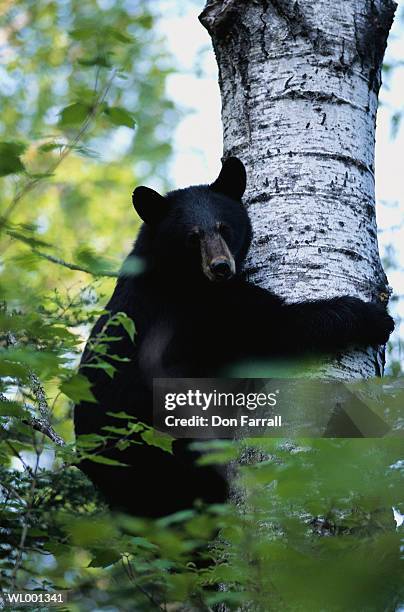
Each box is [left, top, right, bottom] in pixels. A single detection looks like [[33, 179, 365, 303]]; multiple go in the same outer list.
[[200, 0, 396, 380]]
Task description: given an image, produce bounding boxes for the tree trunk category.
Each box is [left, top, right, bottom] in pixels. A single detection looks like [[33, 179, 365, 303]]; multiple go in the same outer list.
[[200, 0, 396, 380]]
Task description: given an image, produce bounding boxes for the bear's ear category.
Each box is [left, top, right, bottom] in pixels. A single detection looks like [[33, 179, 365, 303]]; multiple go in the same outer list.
[[211, 157, 247, 201], [132, 186, 167, 224]]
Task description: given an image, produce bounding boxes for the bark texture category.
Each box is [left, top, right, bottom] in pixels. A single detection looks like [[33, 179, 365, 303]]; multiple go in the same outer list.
[[200, 0, 396, 379]]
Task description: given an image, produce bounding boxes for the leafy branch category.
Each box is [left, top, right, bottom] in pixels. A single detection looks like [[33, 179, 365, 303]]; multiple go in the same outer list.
[[2, 332, 65, 446], [1, 67, 117, 224], [31, 248, 119, 277]]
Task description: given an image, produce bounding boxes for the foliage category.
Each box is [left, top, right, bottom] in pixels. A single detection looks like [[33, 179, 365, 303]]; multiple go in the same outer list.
[[0, 0, 179, 604], [0, 2, 403, 611], [1, 428, 404, 610], [0, 0, 176, 439]]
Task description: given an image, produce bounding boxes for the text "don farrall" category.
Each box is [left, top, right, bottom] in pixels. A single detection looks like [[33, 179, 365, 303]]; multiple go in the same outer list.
[[164, 414, 282, 428]]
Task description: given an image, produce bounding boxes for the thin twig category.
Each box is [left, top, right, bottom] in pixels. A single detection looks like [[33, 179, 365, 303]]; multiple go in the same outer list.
[[4, 440, 33, 475], [31, 248, 118, 277], [121, 555, 165, 611]]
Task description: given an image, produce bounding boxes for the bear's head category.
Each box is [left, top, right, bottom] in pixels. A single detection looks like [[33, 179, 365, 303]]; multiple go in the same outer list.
[[132, 157, 251, 282]]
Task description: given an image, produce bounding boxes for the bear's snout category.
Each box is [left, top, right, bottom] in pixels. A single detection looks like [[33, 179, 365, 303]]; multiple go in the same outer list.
[[200, 233, 235, 282], [210, 258, 233, 281]]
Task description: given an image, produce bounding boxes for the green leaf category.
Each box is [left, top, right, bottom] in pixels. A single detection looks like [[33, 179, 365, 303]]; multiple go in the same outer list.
[[6, 229, 52, 249], [0, 359, 28, 379], [106, 411, 136, 420], [70, 25, 133, 44], [141, 428, 173, 454], [88, 454, 127, 467], [0, 400, 25, 417], [0, 348, 64, 380], [69, 27, 96, 40], [109, 29, 133, 44], [131, 536, 158, 551], [38, 142, 64, 153], [59, 103, 91, 127], [76, 433, 105, 450], [129, 423, 144, 433], [60, 374, 96, 403], [101, 425, 130, 435], [157, 509, 196, 528], [88, 548, 121, 568], [83, 361, 117, 379], [116, 439, 131, 451], [78, 56, 112, 68], [115, 312, 136, 342], [104, 106, 136, 129], [74, 246, 116, 276], [0, 141, 26, 177]]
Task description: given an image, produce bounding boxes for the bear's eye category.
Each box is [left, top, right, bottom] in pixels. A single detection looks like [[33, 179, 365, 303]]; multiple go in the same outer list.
[[217, 222, 232, 241], [187, 229, 201, 248]]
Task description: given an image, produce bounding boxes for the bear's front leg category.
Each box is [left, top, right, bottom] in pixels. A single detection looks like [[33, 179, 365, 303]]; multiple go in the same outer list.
[[282, 296, 394, 354]]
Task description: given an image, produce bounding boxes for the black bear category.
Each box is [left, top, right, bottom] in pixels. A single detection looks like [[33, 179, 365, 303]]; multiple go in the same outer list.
[[74, 157, 394, 517]]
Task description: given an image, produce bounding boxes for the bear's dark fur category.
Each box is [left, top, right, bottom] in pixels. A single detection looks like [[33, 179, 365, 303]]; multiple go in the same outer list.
[[74, 158, 394, 517]]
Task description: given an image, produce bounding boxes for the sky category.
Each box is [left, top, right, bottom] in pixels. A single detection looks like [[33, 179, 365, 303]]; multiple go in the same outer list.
[[156, 0, 404, 362]]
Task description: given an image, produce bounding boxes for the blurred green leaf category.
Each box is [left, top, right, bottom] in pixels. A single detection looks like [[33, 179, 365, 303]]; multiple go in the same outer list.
[[0, 141, 26, 176], [104, 106, 136, 128], [6, 229, 52, 249], [78, 55, 112, 68], [59, 103, 91, 127], [0, 400, 25, 417], [38, 142, 64, 152], [88, 548, 121, 568]]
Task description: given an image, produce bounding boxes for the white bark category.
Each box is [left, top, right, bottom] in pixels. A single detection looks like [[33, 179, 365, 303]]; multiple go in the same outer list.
[[200, 0, 396, 379]]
